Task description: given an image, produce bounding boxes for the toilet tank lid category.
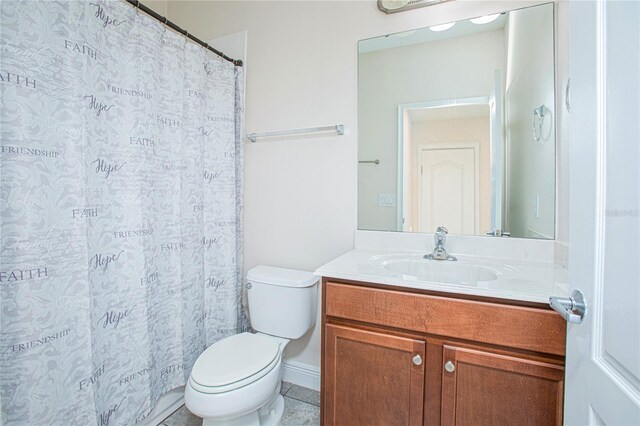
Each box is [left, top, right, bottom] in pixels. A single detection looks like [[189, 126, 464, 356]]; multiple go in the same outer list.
[[247, 265, 319, 288]]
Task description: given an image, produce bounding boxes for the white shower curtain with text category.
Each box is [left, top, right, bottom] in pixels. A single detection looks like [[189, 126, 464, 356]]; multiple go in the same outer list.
[[0, 1, 247, 424]]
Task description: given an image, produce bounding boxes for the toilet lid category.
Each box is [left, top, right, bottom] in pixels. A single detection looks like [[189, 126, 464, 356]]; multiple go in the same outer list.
[[191, 332, 280, 388]]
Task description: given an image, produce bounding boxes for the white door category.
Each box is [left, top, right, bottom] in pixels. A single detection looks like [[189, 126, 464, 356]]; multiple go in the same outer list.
[[418, 147, 477, 235], [564, 1, 640, 424]]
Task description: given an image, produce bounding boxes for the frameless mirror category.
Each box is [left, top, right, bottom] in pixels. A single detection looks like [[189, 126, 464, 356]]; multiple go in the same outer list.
[[358, 2, 556, 239]]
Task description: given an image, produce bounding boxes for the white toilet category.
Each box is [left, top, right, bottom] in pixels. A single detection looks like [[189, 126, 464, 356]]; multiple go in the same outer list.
[[185, 265, 319, 426]]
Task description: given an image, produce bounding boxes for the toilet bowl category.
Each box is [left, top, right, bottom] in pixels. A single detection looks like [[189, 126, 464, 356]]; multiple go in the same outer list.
[[184, 266, 318, 426], [185, 332, 289, 425]]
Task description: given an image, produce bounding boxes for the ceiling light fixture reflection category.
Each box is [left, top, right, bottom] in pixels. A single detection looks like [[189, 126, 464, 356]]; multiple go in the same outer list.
[[428, 22, 456, 32], [470, 14, 500, 24]]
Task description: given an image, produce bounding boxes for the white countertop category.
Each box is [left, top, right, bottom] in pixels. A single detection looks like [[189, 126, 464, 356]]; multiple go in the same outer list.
[[315, 248, 569, 304]]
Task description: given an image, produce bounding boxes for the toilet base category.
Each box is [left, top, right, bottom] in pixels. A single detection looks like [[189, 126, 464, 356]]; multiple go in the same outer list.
[[201, 391, 285, 426], [202, 410, 258, 426], [258, 393, 285, 426]]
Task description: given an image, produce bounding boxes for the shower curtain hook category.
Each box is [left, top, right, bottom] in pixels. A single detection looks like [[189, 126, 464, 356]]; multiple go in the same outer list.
[[160, 16, 168, 38], [161, 17, 167, 36]]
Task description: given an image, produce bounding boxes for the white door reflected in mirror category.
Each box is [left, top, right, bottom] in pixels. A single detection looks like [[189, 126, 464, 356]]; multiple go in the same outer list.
[[418, 144, 478, 235]]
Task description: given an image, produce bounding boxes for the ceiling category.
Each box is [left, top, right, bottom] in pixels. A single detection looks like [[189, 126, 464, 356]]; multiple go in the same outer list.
[[408, 104, 489, 124]]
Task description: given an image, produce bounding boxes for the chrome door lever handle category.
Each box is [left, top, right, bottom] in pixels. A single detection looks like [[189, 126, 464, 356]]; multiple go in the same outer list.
[[549, 289, 587, 324]]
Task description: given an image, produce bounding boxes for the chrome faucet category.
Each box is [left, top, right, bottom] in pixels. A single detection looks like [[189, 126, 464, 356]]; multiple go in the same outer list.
[[424, 226, 457, 261]]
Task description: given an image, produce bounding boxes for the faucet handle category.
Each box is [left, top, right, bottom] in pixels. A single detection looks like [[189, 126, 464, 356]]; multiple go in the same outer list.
[[434, 226, 448, 245], [435, 226, 448, 235]]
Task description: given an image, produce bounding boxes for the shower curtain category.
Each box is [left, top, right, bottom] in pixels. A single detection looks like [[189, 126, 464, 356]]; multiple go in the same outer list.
[[0, 1, 247, 424]]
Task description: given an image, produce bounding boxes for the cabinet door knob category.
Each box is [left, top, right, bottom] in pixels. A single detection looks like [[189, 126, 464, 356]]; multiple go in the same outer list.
[[444, 360, 455, 373], [412, 354, 422, 366]]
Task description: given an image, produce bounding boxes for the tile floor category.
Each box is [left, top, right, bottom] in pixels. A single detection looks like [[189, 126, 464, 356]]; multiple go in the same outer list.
[[161, 382, 320, 426]]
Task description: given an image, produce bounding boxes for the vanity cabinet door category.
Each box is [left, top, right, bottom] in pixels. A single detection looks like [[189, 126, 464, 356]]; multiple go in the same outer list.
[[324, 324, 425, 426], [440, 345, 565, 426]]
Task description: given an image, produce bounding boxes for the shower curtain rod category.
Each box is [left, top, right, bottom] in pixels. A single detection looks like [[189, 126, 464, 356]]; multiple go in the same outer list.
[[125, 0, 243, 67]]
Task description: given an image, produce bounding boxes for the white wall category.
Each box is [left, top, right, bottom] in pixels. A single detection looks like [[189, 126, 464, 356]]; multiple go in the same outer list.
[[145, 0, 168, 16], [358, 29, 504, 231], [505, 3, 556, 238], [164, 0, 564, 371]]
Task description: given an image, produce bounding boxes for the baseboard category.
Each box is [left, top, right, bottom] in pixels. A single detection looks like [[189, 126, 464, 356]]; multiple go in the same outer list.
[[143, 386, 185, 426], [282, 360, 320, 392]]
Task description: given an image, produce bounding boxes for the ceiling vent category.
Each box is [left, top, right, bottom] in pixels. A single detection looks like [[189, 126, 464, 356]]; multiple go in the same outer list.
[[377, 0, 449, 14]]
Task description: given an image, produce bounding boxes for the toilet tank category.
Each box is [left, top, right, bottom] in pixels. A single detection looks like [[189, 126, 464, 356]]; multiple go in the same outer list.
[[246, 265, 319, 339]]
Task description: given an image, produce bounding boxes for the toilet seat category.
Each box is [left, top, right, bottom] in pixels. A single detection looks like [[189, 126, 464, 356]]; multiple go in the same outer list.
[[190, 332, 281, 394]]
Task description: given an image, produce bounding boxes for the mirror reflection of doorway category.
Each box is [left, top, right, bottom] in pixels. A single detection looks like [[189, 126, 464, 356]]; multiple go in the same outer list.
[[418, 144, 479, 234], [401, 102, 493, 234]]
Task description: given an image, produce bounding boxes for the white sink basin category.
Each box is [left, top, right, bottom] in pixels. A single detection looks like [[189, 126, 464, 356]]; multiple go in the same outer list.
[[370, 254, 499, 285]]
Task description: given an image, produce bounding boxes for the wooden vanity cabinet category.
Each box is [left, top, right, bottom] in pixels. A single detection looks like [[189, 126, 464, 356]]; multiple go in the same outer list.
[[321, 279, 567, 426], [324, 324, 426, 426], [440, 344, 565, 426]]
